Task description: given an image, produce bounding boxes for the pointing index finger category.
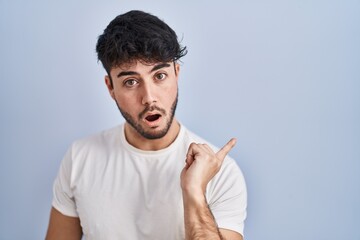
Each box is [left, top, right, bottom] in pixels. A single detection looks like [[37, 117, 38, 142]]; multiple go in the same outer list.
[[216, 138, 237, 160]]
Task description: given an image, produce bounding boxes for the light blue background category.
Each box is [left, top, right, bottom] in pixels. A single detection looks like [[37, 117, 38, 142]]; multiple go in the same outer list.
[[1, 0, 359, 239]]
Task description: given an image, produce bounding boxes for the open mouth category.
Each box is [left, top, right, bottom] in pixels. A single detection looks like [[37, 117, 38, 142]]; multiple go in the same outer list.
[[145, 114, 161, 122]]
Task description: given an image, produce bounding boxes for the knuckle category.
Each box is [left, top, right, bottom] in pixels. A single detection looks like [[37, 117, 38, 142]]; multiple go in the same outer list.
[[208, 156, 217, 164], [190, 142, 201, 148]]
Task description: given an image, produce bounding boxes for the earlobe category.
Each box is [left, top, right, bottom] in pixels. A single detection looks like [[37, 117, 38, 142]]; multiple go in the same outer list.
[[105, 76, 115, 100]]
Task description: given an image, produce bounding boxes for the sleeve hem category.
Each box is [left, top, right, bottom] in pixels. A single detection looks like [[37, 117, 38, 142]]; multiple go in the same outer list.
[[217, 222, 244, 236], [52, 200, 79, 218]]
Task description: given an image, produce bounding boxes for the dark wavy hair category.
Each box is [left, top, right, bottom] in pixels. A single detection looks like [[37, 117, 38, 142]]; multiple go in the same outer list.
[[96, 10, 187, 76]]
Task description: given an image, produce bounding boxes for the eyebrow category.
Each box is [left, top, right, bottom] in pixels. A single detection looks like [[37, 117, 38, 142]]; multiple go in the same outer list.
[[116, 63, 171, 78], [151, 63, 171, 72], [117, 71, 138, 78]]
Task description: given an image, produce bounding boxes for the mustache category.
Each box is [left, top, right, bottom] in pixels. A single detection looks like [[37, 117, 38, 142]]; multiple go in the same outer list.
[[138, 105, 166, 119]]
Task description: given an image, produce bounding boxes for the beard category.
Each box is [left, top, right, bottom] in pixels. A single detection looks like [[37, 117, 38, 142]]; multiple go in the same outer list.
[[115, 93, 178, 140]]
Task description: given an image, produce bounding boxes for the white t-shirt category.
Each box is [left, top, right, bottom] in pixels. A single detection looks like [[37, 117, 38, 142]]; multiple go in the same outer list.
[[52, 124, 247, 239]]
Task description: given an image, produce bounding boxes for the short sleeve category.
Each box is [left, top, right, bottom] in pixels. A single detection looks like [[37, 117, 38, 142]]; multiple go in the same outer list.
[[52, 146, 79, 217], [207, 158, 247, 236]]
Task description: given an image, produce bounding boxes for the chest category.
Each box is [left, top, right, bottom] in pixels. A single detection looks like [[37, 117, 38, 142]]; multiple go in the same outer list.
[[72, 154, 185, 239]]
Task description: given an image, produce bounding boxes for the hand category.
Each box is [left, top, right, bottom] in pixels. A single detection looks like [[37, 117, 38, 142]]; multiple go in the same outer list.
[[180, 138, 237, 195]]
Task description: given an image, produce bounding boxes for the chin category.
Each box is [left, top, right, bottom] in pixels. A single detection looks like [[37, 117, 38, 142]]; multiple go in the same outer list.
[[141, 125, 167, 138]]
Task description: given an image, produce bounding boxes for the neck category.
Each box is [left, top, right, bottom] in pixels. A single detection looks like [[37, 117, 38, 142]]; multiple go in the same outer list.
[[124, 119, 180, 151]]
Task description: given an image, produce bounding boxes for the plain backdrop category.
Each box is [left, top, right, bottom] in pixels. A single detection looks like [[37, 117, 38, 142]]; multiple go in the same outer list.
[[0, 0, 359, 239]]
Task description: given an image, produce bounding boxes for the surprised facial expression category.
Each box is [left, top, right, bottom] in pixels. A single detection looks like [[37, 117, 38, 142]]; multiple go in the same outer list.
[[106, 61, 180, 140]]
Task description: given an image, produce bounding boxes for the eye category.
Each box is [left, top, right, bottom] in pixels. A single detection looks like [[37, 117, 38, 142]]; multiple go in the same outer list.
[[155, 73, 167, 81], [124, 79, 138, 87]]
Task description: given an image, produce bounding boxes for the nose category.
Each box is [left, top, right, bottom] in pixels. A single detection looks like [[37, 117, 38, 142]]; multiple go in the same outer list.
[[141, 82, 157, 105]]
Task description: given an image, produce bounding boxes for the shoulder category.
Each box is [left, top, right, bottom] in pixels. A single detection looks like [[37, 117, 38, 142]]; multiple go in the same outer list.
[[58, 125, 124, 180], [71, 125, 122, 152], [61, 125, 123, 167], [181, 126, 215, 148]]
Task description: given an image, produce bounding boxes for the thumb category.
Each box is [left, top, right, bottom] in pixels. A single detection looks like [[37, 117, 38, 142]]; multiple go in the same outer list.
[[216, 138, 237, 160]]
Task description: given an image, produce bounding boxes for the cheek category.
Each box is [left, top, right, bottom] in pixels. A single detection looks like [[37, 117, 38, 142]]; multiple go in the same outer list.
[[115, 93, 138, 111], [165, 86, 178, 105], [166, 80, 178, 94]]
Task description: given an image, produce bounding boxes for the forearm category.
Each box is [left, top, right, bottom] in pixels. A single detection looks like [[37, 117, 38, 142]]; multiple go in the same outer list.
[[181, 139, 238, 240], [182, 190, 223, 240]]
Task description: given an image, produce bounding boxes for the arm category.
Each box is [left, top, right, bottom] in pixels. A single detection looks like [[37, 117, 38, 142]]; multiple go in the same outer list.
[[45, 207, 82, 240], [180, 139, 243, 240]]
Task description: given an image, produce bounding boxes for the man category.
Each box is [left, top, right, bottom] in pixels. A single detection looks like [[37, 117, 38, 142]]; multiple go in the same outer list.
[[46, 10, 247, 240]]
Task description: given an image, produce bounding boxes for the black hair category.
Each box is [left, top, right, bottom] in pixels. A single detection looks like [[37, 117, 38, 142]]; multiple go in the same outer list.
[[96, 10, 187, 76]]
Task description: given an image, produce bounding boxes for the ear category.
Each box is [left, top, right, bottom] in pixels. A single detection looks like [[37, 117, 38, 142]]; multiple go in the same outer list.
[[175, 63, 180, 81], [105, 75, 115, 100]]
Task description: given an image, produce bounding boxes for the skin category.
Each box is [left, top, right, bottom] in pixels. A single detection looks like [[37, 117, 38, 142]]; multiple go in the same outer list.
[[45, 208, 82, 240], [106, 60, 181, 151], [181, 139, 243, 240], [45, 61, 243, 240]]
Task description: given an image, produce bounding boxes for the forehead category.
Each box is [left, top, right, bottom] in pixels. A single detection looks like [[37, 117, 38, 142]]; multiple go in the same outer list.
[[116, 60, 155, 70], [111, 60, 173, 74]]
